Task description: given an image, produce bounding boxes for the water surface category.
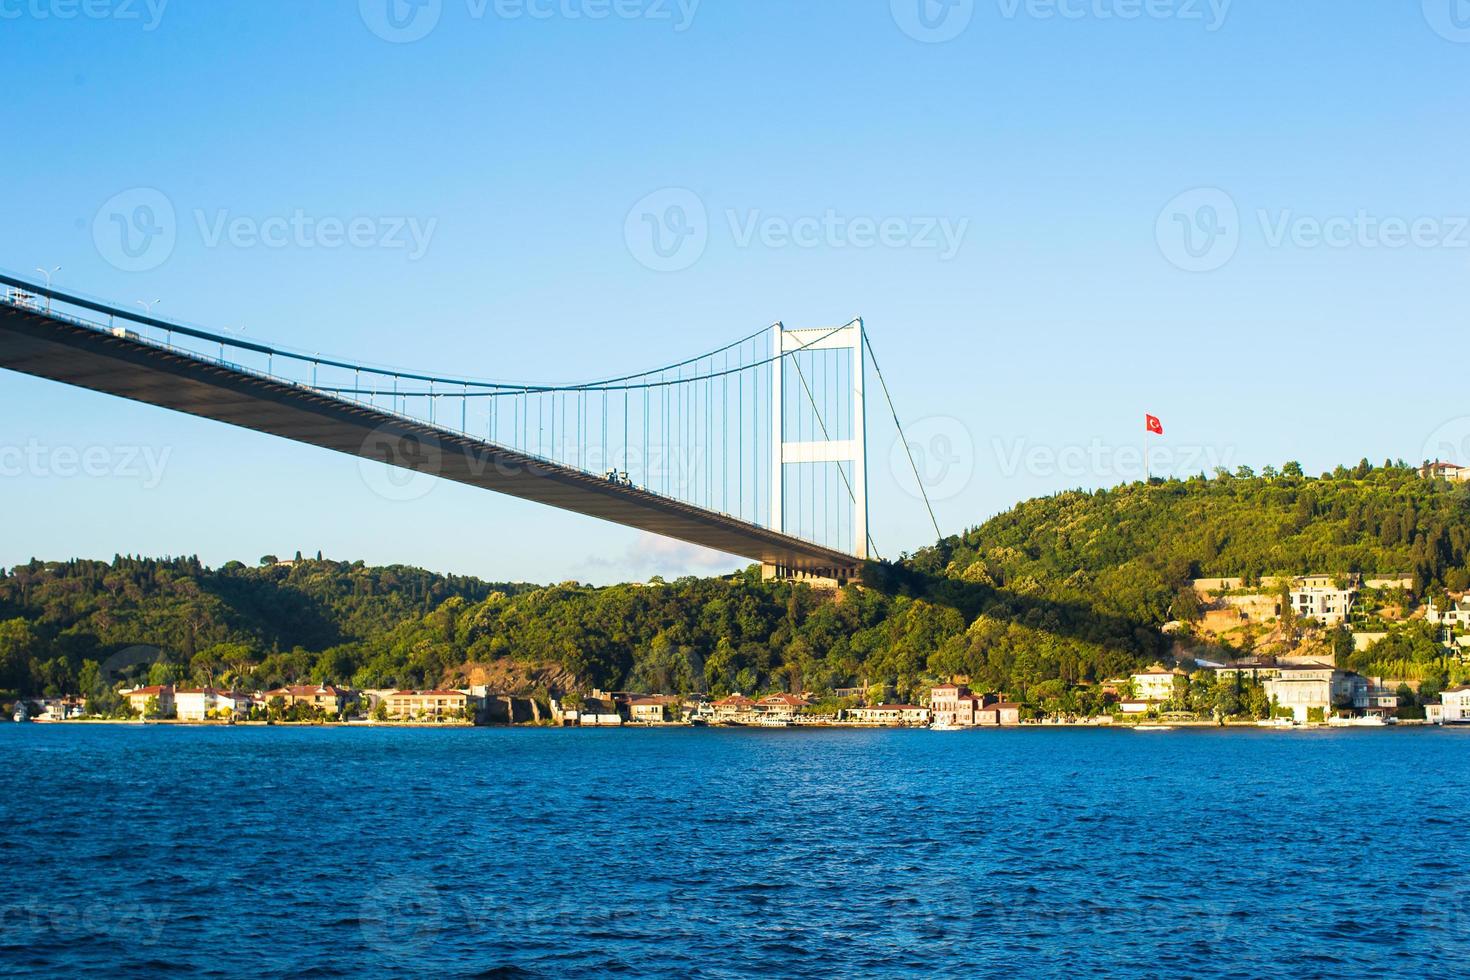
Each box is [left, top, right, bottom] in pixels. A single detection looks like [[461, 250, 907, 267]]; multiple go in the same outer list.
[[1, 725, 1465, 977]]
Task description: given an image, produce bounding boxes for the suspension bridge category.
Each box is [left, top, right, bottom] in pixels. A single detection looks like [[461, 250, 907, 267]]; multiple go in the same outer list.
[[0, 272, 938, 583]]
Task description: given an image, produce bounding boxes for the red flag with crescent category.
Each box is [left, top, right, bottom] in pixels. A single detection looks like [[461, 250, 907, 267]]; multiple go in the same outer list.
[[1146, 414, 1164, 436]]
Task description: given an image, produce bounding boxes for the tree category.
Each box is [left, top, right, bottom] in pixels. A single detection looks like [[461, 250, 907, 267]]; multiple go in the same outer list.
[[1282, 461, 1304, 479]]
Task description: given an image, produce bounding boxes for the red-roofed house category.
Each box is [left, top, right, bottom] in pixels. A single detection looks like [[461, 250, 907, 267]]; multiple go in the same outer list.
[[754, 693, 810, 722]]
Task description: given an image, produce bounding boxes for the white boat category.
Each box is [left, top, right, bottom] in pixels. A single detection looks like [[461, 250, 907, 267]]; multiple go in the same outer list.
[[1327, 715, 1388, 728], [929, 720, 963, 732], [1133, 724, 1175, 731], [1256, 718, 1295, 728]]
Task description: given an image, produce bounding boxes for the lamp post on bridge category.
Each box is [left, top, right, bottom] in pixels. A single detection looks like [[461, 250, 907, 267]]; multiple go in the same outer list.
[[35, 266, 59, 314]]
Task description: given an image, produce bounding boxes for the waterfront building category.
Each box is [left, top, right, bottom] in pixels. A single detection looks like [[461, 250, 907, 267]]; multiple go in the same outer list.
[[848, 704, 931, 726], [1131, 666, 1188, 702], [261, 684, 350, 715], [992, 702, 1023, 726], [383, 690, 469, 721], [174, 688, 252, 721], [753, 693, 809, 722], [711, 695, 755, 723], [1433, 685, 1470, 723], [1262, 663, 1363, 723], [627, 695, 680, 723], [930, 684, 997, 726], [124, 685, 174, 717]]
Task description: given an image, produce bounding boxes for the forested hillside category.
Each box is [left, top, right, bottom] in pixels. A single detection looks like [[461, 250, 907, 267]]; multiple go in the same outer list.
[[2, 461, 1467, 703]]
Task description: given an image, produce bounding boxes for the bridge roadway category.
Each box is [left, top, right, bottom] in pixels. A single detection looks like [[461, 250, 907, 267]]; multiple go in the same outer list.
[[0, 303, 862, 580]]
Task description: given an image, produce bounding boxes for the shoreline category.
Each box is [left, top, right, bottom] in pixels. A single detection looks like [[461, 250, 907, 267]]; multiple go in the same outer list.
[[11, 718, 1446, 731]]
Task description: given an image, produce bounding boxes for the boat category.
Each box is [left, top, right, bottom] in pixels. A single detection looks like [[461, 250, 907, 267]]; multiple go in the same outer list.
[[1327, 715, 1388, 728], [1256, 718, 1295, 728], [929, 720, 963, 732], [1132, 724, 1175, 731]]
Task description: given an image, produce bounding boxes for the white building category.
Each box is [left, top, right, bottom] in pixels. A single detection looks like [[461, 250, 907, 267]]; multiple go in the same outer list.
[[1426, 598, 1470, 630], [173, 688, 251, 721], [1263, 663, 1364, 723], [1287, 580, 1356, 626], [1431, 685, 1470, 724], [1130, 666, 1187, 702]]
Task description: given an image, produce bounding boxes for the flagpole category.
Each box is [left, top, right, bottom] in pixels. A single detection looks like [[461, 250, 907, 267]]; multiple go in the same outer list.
[[1143, 416, 1149, 484]]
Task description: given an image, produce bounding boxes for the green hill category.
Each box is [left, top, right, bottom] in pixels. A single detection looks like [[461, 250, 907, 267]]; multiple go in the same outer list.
[[3, 460, 1467, 707]]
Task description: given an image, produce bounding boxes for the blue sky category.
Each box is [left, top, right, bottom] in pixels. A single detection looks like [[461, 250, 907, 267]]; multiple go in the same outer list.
[[2, 0, 1467, 584]]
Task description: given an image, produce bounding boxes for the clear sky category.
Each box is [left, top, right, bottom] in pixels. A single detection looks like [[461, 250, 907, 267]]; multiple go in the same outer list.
[[2, 0, 1467, 584]]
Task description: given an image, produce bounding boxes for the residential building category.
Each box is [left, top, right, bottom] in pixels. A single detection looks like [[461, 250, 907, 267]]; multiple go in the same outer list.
[[1426, 597, 1470, 630], [124, 685, 174, 717], [174, 688, 252, 721], [848, 704, 931, 726], [753, 693, 810, 722], [33, 697, 86, 720], [1421, 461, 1470, 483], [1286, 577, 1356, 626], [627, 695, 680, 723], [383, 689, 469, 721], [711, 694, 755, 723], [1263, 663, 1363, 723], [262, 684, 349, 715], [1131, 666, 1188, 702], [1433, 685, 1470, 723], [930, 684, 999, 727], [992, 702, 1023, 726]]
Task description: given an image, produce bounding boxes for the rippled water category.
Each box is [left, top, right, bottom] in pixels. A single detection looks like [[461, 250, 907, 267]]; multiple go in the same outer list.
[[1, 725, 1466, 977]]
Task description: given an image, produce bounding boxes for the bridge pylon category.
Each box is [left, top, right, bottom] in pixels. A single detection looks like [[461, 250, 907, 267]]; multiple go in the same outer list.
[[763, 318, 868, 586]]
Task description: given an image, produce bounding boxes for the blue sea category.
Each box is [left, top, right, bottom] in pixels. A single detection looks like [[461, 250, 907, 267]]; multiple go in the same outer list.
[[1, 724, 1466, 977]]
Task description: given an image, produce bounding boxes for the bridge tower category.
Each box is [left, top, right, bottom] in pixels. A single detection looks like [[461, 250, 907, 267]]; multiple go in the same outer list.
[[765, 319, 868, 585]]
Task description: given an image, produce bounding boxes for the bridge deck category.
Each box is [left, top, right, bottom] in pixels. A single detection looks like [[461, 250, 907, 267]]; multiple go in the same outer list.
[[0, 305, 861, 578]]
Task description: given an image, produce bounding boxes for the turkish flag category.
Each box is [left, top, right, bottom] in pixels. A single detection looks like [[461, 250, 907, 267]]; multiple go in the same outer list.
[[1145, 414, 1164, 436]]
